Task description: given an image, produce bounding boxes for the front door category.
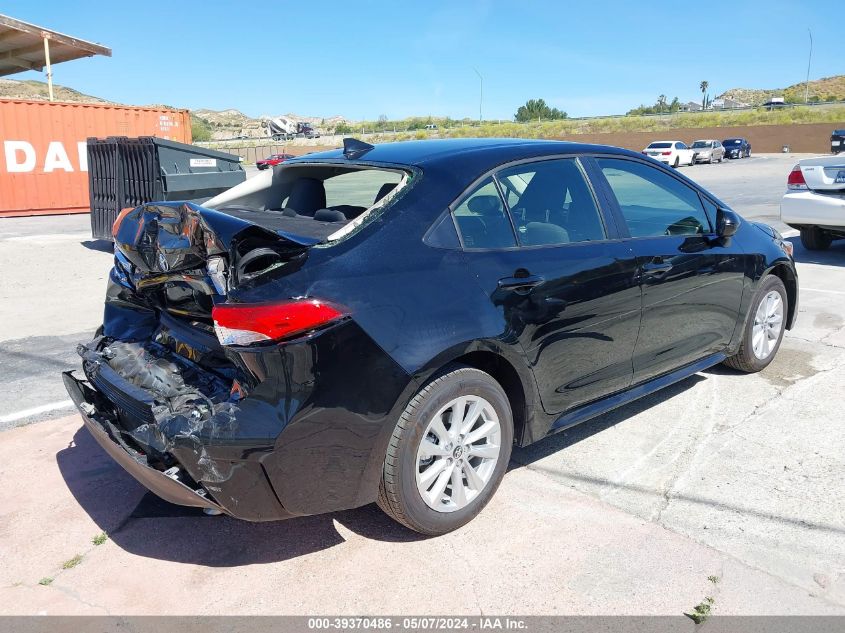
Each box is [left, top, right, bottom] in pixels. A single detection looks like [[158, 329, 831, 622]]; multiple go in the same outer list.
[[594, 157, 745, 384]]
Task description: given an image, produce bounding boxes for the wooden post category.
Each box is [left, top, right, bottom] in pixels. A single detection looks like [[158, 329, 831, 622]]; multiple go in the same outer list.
[[42, 34, 54, 102]]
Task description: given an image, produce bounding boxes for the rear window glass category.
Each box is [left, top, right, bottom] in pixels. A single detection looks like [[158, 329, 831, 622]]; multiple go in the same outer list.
[[324, 170, 402, 208], [648, 142, 672, 149], [724, 139, 742, 144]]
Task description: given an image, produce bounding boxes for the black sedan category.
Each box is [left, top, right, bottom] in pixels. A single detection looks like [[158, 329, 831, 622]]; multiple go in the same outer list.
[[64, 138, 798, 535], [722, 137, 751, 159]]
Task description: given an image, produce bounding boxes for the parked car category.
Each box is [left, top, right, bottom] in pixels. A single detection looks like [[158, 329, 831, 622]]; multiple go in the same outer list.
[[781, 156, 845, 249], [64, 138, 798, 535], [831, 129, 845, 155], [723, 138, 752, 159], [642, 140, 695, 168], [691, 139, 725, 164], [424, 123, 438, 130], [256, 153, 296, 170]]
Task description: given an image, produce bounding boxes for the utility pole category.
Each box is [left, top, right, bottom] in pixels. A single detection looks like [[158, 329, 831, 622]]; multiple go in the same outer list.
[[804, 28, 813, 104], [473, 67, 483, 122]]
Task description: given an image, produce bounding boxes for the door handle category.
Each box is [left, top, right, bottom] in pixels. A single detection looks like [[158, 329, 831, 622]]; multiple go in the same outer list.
[[498, 274, 544, 293], [642, 258, 673, 277]]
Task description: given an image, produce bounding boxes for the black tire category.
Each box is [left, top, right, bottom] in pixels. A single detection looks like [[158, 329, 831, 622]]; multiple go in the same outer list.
[[378, 365, 514, 535], [673, 156, 680, 168], [723, 276, 787, 373], [800, 226, 832, 251]]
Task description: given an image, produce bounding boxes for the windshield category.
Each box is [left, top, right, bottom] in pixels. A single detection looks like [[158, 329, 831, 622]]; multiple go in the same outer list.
[[691, 141, 711, 148], [647, 142, 672, 149], [723, 139, 742, 145]]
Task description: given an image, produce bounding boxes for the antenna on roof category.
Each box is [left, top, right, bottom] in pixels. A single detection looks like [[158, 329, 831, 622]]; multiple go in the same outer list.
[[343, 137, 374, 159]]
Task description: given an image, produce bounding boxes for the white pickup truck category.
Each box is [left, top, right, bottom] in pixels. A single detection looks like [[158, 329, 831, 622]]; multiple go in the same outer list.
[[780, 156, 845, 250]]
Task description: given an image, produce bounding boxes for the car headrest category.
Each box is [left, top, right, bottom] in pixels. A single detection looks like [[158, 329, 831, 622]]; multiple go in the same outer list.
[[313, 208, 347, 223], [285, 178, 326, 217], [374, 183, 396, 203], [467, 195, 503, 217]]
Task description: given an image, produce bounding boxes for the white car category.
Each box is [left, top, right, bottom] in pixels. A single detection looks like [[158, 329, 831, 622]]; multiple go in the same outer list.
[[642, 140, 695, 168], [781, 156, 845, 250]]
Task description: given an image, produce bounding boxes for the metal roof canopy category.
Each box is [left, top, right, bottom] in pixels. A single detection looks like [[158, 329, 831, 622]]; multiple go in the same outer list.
[[0, 14, 111, 99]]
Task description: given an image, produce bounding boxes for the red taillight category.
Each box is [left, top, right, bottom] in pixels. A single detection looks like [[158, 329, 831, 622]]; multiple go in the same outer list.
[[212, 299, 346, 346], [787, 164, 807, 190], [661, 151, 672, 155]]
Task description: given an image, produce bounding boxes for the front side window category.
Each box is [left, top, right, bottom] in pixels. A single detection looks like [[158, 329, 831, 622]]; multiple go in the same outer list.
[[452, 177, 516, 249], [597, 158, 712, 237], [496, 158, 606, 246]]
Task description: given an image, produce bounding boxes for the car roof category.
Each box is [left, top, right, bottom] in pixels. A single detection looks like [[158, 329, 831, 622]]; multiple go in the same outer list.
[[286, 138, 639, 171]]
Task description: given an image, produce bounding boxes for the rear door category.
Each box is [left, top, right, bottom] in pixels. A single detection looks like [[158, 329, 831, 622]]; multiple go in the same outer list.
[[455, 157, 641, 415], [593, 157, 746, 384]]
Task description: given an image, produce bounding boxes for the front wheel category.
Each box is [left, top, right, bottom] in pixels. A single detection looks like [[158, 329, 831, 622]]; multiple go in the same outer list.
[[723, 276, 787, 373], [378, 366, 514, 535]]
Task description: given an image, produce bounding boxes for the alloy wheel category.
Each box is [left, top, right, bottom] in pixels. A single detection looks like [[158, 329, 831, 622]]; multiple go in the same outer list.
[[752, 290, 784, 360], [415, 395, 502, 512]]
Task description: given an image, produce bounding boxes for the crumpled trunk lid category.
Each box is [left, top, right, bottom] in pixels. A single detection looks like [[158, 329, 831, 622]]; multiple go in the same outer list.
[[112, 201, 315, 320]]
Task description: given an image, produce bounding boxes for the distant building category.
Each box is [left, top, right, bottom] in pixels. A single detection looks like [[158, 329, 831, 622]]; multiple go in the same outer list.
[[711, 97, 750, 110], [679, 101, 702, 112]]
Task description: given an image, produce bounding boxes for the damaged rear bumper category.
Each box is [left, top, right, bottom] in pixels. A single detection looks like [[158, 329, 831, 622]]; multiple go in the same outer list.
[[64, 371, 224, 513], [62, 346, 296, 521]]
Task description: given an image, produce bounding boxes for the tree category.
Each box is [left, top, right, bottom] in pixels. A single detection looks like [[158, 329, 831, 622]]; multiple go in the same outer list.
[[669, 96, 680, 112], [657, 94, 667, 113], [190, 115, 212, 142], [514, 98, 568, 122], [700, 80, 709, 110], [335, 121, 353, 135]]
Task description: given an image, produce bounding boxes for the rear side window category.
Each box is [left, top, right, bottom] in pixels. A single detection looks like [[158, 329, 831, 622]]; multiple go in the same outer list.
[[597, 158, 712, 237], [452, 178, 516, 249], [497, 158, 605, 246]]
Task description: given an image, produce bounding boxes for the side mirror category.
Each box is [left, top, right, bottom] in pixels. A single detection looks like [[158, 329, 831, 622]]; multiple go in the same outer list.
[[716, 208, 741, 238]]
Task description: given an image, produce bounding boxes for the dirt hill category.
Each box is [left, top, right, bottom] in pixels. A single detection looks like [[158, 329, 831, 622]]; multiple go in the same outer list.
[[0, 78, 110, 103], [719, 75, 845, 105]]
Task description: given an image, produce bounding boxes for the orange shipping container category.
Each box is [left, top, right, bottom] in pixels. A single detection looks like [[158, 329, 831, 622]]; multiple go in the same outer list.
[[0, 99, 192, 217]]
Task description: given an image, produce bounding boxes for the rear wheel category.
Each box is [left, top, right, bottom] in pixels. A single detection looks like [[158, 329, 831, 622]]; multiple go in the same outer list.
[[800, 226, 832, 251], [378, 366, 513, 535], [673, 156, 680, 168], [723, 275, 787, 373]]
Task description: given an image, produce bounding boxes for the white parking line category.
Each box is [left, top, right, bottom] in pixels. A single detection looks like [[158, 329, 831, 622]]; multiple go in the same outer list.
[[802, 287, 845, 296], [0, 400, 74, 424]]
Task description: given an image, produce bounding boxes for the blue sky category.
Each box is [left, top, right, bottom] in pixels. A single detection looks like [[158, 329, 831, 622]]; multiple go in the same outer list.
[[3, 1, 840, 120]]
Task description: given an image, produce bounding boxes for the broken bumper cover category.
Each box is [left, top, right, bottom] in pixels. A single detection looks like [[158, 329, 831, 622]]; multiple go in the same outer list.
[[63, 369, 295, 521], [64, 371, 223, 512]]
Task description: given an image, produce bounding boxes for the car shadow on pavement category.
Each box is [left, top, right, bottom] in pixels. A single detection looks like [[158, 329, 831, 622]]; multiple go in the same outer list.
[[80, 239, 114, 253], [787, 236, 845, 267], [56, 426, 428, 567], [509, 374, 704, 468]]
